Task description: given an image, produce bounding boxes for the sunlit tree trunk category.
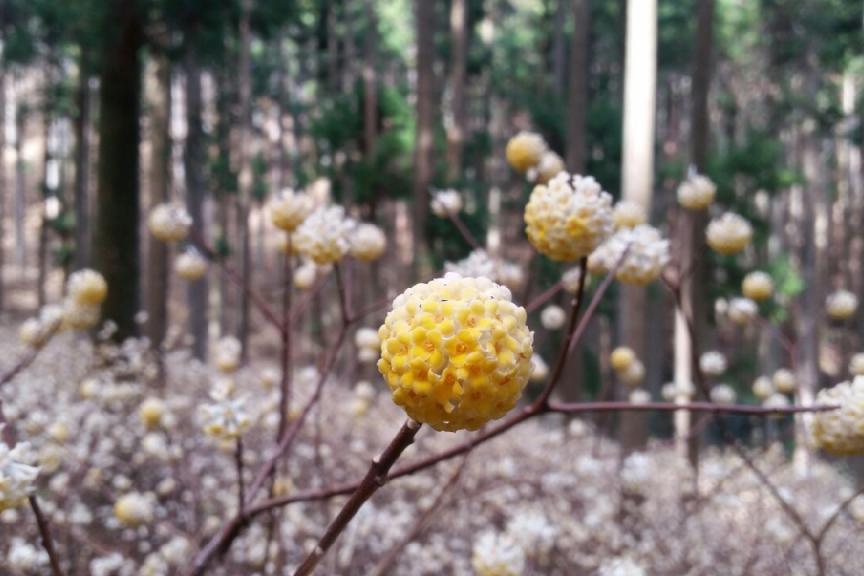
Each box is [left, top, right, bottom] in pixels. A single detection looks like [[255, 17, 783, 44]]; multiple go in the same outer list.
[[146, 55, 171, 384], [446, 0, 466, 183], [93, 0, 143, 339], [185, 48, 209, 361], [618, 0, 657, 452], [236, 0, 253, 361], [675, 0, 714, 467], [73, 46, 92, 271], [413, 0, 435, 273]]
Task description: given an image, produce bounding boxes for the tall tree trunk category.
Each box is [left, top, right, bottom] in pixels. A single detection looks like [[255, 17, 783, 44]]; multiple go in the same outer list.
[[215, 69, 234, 337], [14, 77, 27, 270], [146, 55, 171, 379], [74, 46, 92, 271], [185, 49, 209, 361], [446, 0, 466, 183], [236, 0, 253, 361], [93, 0, 143, 339], [413, 0, 435, 272], [37, 95, 53, 308], [675, 0, 714, 466], [566, 0, 590, 172], [618, 0, 657, 453], [0, 51, 5, 311], [551, 0, 566, 96]]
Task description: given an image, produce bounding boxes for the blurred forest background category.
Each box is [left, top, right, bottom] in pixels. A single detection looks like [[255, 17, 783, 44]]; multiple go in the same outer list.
[[0, 0, 861, 442]]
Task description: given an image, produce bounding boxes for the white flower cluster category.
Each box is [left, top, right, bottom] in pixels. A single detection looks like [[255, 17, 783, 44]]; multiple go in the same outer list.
[[471, 531, 526, 576], [529, 353, 549, 382], [598, 556, 647, 576], [524, 172, 614, 262], [269, 188, 315, 232], [811, 377, 864, 456], [444, 249, 525, 290], [350, 223, 387, 262], [430, 189, 464, 217], [826, 289, 858, 321], [706, 212, 753, 255], [752, 376, 774, 400], [19, 306, 63, 348], [113, 491, 155, 526], [214, 336, 242, 373], [174, 247, 208, 281], [529, 151, 566, 184], [677, 172, 716, 210], [710, 383, 737, 404], [147, 202, 192, 243], [355, 327, 381, 364], [772, 369, 796, 394], [63, 268, 108, 330], [293, 205, 356, 265], [540, 305, 567, 330], [505, 131, 548, 173], [850, 353, 864, 377], [588, 224, 669, 286], [0, 440, 39, 511], [742, 271, 773, 301], [350, 381, 377, 417], [560, 266, 586, 294], [726, 297, 758, 326], [610, 346, 645, 386], [612, 201, 647, 229], [200, 391, 251, 441], [699, 351, 727, 377]]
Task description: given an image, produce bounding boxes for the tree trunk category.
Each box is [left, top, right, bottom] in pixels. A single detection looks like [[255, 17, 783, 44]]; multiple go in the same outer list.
[[618, 0, 657, 453], [675, 0, 714, 466], [146, 55, 171, 376], [236, 0, 253, 361], [14, 77, 27, 270], [184, 48, 209, 361], [215, 69, 234, 337], [551, 0, 566, 96], [446, 0, 466, 183], [566, 0, 590, 172], [0, 54, 4, 311], [37, 93, 53, 309], [93, 0, 143, 339], [413, 0, 435, 272], [74, 46, 92, 271]]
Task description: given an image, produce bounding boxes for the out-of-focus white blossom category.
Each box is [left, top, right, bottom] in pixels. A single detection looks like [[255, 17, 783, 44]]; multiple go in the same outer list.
[[826, 290, 858, 321], [677, 173, 716, 210], [62, 299, 102, 331], [214, 336, 242, 373], [849, 353, 864, 377], [706, 213, 752, 255], [445, 249, 497, 280], [430, 189, 464, 217], [269, 188, 315, 232], [612, 201, 647, 229], [598, 556, 647, 576], [727, 297, 758, 326], [350, 223, 387, 262], [174, 247, 208, 281], [471, 531, 526, 576], [524, 172, 614, 262], [506, 131, 547, 173], [294, 260, 318, 289], [763, 393, 790, 411], [661, 383, 677, 401], [742, 271, 774, 301], [18, 305, 63, 348], [113, 492, 154, 526], [530, 354, 549, 382], [710, 384, 737, 404], [540, 304, 567, 330], [561, 266, 587, 293], [699, 351, 727, 377], [620, 360, 645, 387], [629, 389, 651, 404], [532, 151, 565, 184], [67, 269, 108, 306], [506, 507, 557, 558], [752, 376, 774, 400], [355, 327, 381, 364], [811, 377, 864, 456], [610, 346, 637, 373], [293, 205, 356, 265], [0, 441, 39, 512], [588, 224, 669, 285], [148, 203, 192, 243], [772, 369, 797, 395], [139, 397, 166, 430]]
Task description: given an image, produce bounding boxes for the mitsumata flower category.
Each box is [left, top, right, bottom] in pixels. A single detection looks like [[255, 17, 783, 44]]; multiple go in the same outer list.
[[524, 172, 614, 262], [349, 223, 387, 262], [377, 274, 533, 432], [742, 271, 774, 301], [269, 188, 314, 232], [588, 224, 670, 286], [148, 203, 192, 243], [811, 377, 864, 456], [677, 173, 716, 210], [0, 441, 39, 512], [293, 205, 356, 265], [706, 213, 752, 255], [67, 269, 108, 306], [430, 189, 464, 217], [174, 247, 208, 281], [505, 131, 547, 173]]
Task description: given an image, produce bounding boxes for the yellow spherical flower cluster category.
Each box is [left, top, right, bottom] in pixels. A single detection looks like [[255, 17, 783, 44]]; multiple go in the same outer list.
[[148, 202, 192, 243], [706, 212, 753, 255], [811, 377, 864, 456], [174, 247, 208, 281], [139, 397, 167, 430], [588, 225, 669, 286], [677, 172, 716, 210], [377, 274, 533, 432], [826, 289, 858, 321], [849, 353, 864, 377], [532, 151, 566, 184], [524, 172, 614, 262], [0, 441, 39, 512], [612, 201, 647, 229], [505, 131, 547, 173], [742, 271, 774, 301], [610, 346, 644, 386], [726, 297, 758, 326], [772, 369, 797, 394], [270, 188, 315, 232], [349, 223, 387, 262], [113, 492, 154, 526], [293, 205, 356, 265], [68, 269, 108, 306]]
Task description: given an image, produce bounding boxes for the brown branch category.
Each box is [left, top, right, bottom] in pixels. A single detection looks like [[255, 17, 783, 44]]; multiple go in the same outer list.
[[524, 281, 563, 313], [29, 496, 65, 576], [292, 419, 422, 575], [235, 437, 246, 515], [447, 213, 481, 250]]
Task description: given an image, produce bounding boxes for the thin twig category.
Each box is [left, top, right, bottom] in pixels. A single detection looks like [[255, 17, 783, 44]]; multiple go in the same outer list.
[[447, 213, 481, 250], [29, 496, 65, 576], [235, 437, 246, 515]]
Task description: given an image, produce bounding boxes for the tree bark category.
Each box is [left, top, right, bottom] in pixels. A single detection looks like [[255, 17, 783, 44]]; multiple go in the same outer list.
[[618, 0, 657, 453], [413, 0, 435, 271], [236, 0, 253, 361], [93, 0, 143, 339], [0, 53, 4, 310], [566, 0, 591, 172], [145, 55, 171, 375], [446, 0, 466, 183], [74, 46, 92, 271], [184, 48, 209, 361], [14, 76, 27, 270]]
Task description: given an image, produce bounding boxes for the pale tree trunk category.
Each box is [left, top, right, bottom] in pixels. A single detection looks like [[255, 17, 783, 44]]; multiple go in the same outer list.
[[236, 0, 253, 361], [446, 0, 466, 183], [413, 0, 435, 273], [618, 0, 657, 453], [675, 0, 713, 466], [37, 92, 53, 308], [184, 49, 209, 361], [146, 55, 171, 383], [74, 46, 92, 271], [566, 0, 590, 172], [363, 0, 381, 299]]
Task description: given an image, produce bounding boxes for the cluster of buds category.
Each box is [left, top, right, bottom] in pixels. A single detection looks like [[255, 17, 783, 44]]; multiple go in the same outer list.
[[611, 346, 645, 386], [113, 492, 155, 526], [505, 131, 565, 185], [350, 381, 377, 417], [444, 249, 526, 291], [826, 289, 858, 321], [471, 531, 526, 576], [742, 271, 774, 301], [200, 389, 252, 441], [354, 327, 381, 364], [612, 201, 647, 229], [292, 205, 356, 265], [214, 337, 242, 374], [588, 224, 670, 286], [676, 172, 717, 210], [811, 377, 864, 456], [174, 247, 208, 281], [18, 306, 63, 348], [706, 212, 753, 255], [377, 274, 533, 431], [699, 351, 727, 377], [269, 188, 315, 232], [148, 203, 192, 243], [0, 440, 39, 512], [430, 189, 464, 218], [524, 172, 614, 262], [349, 223, 387, 262]]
